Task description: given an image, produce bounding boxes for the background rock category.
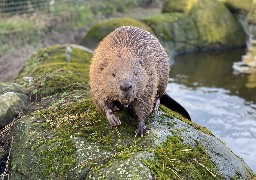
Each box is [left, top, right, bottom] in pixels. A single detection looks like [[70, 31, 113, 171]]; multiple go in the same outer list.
[[219, 0, 253, 14], [143, 0, 247, 54], [80, 17, 153, 50], [0, 83, 29, 128]]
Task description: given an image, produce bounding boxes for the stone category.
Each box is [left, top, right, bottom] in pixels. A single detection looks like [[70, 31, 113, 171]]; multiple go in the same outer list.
[[143, 0, 247, 54], [9, 45, 255, 179], [0, 82, 29, 128]]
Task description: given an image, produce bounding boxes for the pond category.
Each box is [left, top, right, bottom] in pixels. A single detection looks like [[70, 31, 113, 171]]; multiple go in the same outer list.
[[167, 48, 256, 173]]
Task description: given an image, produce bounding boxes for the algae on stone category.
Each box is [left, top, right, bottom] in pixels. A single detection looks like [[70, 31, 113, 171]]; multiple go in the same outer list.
[[80, 17, 153, 50]]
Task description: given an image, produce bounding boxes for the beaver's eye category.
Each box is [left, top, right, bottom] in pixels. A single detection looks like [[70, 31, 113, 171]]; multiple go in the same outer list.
[[112, 73, 116, 77]]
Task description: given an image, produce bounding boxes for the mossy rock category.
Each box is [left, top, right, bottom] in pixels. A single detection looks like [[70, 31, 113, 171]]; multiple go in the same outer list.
[[162, 0, 197, 14], [80, 18, 153, 50], [219, 0, 253, 14], [15, 44, 93, 100], [9, 44, 255, 179], [0, 82, 29, 128], [143, 0, 247, 54], [10, 97, 255, 179]]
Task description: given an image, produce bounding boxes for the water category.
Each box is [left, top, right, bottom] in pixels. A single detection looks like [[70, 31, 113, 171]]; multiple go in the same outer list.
[[167, 49, 256, 172]]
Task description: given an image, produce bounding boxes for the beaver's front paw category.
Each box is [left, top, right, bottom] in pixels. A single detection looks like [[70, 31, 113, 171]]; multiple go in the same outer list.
[[135, 121, 149, 137], [106, 110, 121, 126]]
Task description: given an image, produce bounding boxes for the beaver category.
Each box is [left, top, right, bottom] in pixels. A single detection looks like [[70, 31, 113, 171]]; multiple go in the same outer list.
[[89, 26, 190, 137]]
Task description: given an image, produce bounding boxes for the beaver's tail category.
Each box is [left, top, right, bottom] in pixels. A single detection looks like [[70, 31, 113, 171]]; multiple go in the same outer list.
[[160, 93, 191, 121]]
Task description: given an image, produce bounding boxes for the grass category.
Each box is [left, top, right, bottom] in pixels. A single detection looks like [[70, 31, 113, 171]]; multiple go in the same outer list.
[[0, 2, 93, 54]]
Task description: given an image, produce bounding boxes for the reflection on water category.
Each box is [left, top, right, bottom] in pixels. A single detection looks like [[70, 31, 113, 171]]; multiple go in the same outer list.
[[167, 49, 256, 172]]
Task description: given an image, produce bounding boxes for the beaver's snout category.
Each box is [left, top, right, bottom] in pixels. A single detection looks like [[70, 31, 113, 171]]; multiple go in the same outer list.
[[120, 80, 133, 92]]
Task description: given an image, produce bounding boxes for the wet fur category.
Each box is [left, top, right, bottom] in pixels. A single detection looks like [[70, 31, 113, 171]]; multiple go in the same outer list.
[[90, 26, 170, 135]]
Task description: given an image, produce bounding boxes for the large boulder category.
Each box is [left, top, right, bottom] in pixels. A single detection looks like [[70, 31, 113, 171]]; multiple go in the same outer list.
[[143, 0, 247, 54], [9, 45, 255, 179], [80, 18, 153, 50]]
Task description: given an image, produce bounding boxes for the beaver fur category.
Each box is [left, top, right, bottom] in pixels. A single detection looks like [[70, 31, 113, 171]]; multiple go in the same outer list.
[[89, 26, 190, 136]]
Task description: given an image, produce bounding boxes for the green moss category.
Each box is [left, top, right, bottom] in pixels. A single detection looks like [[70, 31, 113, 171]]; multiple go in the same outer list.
[[142, 135, 222, 179], [35, 98, 154, 150], [162, 0, 197, 14], [143, 13, 184, 24], [142, 13, 185, 41], [28, 97, 156, 177], [80, 17, 154, 49], [16, 45, 92, 98], [160, 105, 213, 135], [32, 135, 76, 177], [219, 0, 253, 13]]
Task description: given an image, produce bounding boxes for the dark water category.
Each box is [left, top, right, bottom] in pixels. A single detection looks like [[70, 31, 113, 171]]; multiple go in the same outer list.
[[167, 48, 256, 172]]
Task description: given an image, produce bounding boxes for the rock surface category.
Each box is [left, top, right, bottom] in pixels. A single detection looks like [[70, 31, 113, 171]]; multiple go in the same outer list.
[[9, 45, 255, 179], [143, 0, 247, 54], [0, 82, 29, 128]]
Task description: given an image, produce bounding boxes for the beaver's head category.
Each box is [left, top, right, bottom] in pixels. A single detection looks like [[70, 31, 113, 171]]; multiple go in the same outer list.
[[98, 48, 148, 107], [112, 58, 147, 107]]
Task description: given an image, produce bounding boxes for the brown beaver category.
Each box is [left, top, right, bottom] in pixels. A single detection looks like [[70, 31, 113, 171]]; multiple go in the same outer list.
[[89, 26, 190, 136]]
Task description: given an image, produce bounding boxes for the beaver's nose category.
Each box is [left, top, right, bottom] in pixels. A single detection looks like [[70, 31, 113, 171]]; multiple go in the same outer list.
[[120, 80, 132, 91]]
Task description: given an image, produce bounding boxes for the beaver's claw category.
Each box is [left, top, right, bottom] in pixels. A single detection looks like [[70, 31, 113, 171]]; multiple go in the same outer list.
[[135, 121, 149, 137], [106, 110, 121, 126]]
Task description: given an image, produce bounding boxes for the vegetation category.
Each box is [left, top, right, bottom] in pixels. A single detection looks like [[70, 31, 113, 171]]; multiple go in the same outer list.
[[16, 45, 92, 99], [142, 136, 222, 179]]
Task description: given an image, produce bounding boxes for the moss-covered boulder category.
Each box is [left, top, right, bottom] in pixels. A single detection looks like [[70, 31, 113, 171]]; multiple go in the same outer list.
[[16, 44, 93, 101], [80, 18, 153, 50], [9, 45, 255, 179], [162, 0, 196, 13], [143, 0, 247, 54], [0, 82, 29, 128]]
